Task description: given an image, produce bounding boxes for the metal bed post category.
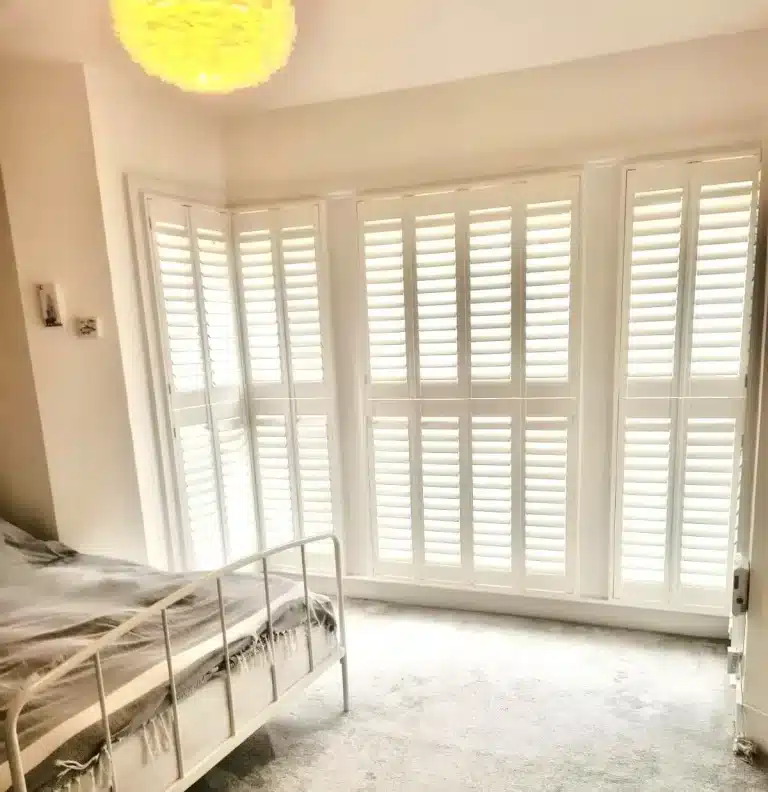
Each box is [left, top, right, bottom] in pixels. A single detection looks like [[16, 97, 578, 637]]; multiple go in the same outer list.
[[161, 609, 186, 780], [216, 578, 237, 738], [332, 535, 350, 713], [300, 544, 315, 672], [261, 557, 279, 703], [93, 652, 119, 791]]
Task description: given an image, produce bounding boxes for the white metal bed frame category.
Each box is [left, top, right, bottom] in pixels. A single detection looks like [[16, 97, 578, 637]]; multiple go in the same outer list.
[[4, 533, 349, 792]]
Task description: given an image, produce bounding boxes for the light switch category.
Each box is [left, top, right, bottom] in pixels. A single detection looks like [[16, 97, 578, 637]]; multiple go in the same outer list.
[[76, 317, 100, 338]]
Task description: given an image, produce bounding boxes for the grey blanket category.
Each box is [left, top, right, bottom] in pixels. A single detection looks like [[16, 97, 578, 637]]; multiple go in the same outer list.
[[0, 522, 334, 792]]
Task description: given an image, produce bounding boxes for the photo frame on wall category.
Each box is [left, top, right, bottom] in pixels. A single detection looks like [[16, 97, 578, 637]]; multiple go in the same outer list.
[[37, 283, 63, 328]]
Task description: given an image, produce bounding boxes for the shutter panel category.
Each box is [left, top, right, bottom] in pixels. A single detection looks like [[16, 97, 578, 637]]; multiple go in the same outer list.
[[415, 212, 458, 383], [471, 417, 513, 570], [468, 206, 514, 383], [615, 155, 758, 608], [178, 422, 225, 569], [625, 187, 683, 383], [195, 214, 241, 389], [690, 179, 754, 380], [281, 218, 325, 385], [297, 415, 334, 538], [254, 415, 295, 549], [235, 213, 283, 386], [371, 416, 413, 564], [524, 418, 568, 576], [361, 176, 579, 588], [363, 215, 408, 385], [618, 417, 672, 586], [525, 201, 572, 382], [421, 417, 461, 566], [151, 208, 205, 394], [218, 415, 258, 561], [679, 418, 737, 590]]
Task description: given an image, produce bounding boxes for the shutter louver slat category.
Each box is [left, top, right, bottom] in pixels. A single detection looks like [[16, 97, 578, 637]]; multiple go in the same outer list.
[[254, 416, 295, 548], [372, 417, 413, 563], [282, 224, 325, 384], [471, 417, 513, 570], [237, 226, 283, 385], [690, 181, 753, 379], [297, 415, 334, 539], [154, 221, 206, 393], [619, 418, 672, 584], [524, 418, 568, 575], [680, 419, 736, 589], [626, 189, 683, 380], [469, 208, 514, 382], [365, 219, 408, 383], [415, 213, 458, 382], [525, 201, 572, 381], [421, 417, 461, 566], [179, 423, 225, 569], [196, 223, 241, 389], [217, 416, 258, 561]]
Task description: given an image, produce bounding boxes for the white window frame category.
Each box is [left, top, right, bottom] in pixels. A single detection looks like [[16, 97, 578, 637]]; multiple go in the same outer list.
[[130, 179, 343, 571], [610, 151, 760, 610], [358, 170, 583, 594]]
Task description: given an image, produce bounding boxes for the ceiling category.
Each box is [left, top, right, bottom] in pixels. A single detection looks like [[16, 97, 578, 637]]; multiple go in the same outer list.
[[2, 0, 768, 112]]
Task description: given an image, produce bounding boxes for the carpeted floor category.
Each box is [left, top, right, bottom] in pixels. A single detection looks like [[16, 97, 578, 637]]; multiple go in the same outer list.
[[193, 601, 767, 791]]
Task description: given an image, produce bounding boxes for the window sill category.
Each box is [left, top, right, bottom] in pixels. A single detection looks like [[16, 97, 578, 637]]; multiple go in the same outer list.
[[303, 573, 729, 640]]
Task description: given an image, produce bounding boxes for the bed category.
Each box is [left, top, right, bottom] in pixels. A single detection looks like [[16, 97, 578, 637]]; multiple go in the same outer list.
[[0, 521, 348, 792]]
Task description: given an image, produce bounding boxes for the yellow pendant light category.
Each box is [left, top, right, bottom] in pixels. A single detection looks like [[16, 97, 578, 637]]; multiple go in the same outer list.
[[111, 0, 296, 94]]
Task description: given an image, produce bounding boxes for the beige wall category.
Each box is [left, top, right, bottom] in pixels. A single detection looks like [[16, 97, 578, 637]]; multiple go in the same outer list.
[[224, 29, 768, 201], [0, 174, 55, 537], [85, 65, 225, 567], [0, 61, 147, 561]]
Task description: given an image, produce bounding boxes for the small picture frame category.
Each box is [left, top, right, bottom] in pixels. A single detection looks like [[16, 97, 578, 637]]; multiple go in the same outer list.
[[37, 283, 63, 328]]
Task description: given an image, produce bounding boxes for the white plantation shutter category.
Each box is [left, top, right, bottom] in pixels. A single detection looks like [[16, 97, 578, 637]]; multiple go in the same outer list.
[[362, 214, 408, 385], [524, 417, 569, 576], [614, 155, 758, 608], [625, 187, 683, 385], [618, 415, 673, 588], [370, 415, 414, 564], [234, 203, 340, 555], [281, 222, 325, 385], [141, 195, 338, 569], [178, 422, 225, 568], [679, 418, 738, 592], [362, 175, 579, 591], [415, 210, 459, 383], [689, 179, 754, 385], [253, 414, 295, 549], [145, 197, 257, 569], [421, 417, 462, 566], [468, 205, 515, 383], [525, 201, 572, 382], [471, 417, 515, 571]]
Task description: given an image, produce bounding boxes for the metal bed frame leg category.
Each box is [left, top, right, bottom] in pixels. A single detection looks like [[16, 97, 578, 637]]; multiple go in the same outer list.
[[332, 536, 350, 714]]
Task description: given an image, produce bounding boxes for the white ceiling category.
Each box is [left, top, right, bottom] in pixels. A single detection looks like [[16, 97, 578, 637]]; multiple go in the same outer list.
[[2, 0, 768, 112]]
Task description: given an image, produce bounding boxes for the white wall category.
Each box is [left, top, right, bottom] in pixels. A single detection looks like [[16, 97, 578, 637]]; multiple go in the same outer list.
[[0, 174, 55, 537], [85, 65, 225, 568], [224, 29, 768, 201], [0, 60, 145, 560]]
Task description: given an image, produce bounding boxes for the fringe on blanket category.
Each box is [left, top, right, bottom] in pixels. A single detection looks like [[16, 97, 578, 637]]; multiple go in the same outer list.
[[54, 747, 111, 792], [52, 625, 336, 791]]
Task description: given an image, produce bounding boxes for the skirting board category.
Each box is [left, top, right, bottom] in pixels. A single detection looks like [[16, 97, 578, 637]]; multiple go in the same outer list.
[[742, 704, 768, 752], [305, 575, 729, 640]]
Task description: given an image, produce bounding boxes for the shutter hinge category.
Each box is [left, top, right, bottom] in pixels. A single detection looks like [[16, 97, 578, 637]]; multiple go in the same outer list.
[[733, 558, 750, 616]]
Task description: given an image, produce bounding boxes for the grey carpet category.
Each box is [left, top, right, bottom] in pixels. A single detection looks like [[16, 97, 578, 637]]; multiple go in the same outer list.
[[193, 601, 767, 791]]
